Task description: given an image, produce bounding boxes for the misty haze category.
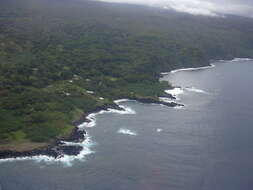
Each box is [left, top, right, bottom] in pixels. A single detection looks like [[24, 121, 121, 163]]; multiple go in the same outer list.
[[97, 0, 253, 17]]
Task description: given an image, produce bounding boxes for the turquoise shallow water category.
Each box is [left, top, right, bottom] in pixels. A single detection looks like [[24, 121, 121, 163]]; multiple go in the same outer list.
[[1, 60, 253, 190]]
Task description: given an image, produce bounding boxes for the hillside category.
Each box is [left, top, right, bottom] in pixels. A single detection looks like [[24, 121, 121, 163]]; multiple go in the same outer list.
[[1, 0, 253, 151]]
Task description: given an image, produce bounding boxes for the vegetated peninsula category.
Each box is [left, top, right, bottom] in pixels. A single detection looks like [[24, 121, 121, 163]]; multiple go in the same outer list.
[[1, 0, 253, 157]]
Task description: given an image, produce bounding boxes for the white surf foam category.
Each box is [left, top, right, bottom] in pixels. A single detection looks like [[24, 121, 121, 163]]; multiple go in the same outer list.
[[114, 99, 130, 104], [160, 72, 170, 75], [230, 58, 253, 62], [156, 128, 163, 133], [169, 64, 215, 74], [117, 128, 137, 136], [56, 133, 95, 167], [79, 113, 97, 129], [185, 87, 209, 94], [165, 87, 184, 100], [79, 102, 136, 129], [159, 97, 175, 104], [159, 97, 185, 110], [215, 58, 253, 63], [173, 105, 185, 110], [108, 105, 136, 115], [0, 133, 95, 167]]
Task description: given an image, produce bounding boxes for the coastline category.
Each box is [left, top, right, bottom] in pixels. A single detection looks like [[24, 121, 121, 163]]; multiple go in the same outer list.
[[0, 103, 121, 161], [1, 58, 251, 163], [160, 57, 253, 76], [160, 63, 216, 75], [0, 98, 182, 162]]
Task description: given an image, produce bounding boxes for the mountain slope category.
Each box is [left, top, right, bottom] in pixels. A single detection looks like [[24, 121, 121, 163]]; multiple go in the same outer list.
[[1, 0, 253, 150]]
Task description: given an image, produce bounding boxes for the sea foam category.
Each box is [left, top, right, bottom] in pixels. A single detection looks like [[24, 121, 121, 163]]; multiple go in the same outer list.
[[185, 87, 209, 94], [165, 87, 184, 100], [169, 64, 216, 74], [117, 128, 137, 136], [230, 58, 253, 62], [114, 99, 130, 104], [159, 97, 175, 104], [156, 128, 163, 133], [79, 101, 135, 130], [0, 133, 95, 167]]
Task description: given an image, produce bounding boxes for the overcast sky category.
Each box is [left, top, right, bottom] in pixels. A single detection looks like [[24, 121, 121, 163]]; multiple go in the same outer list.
[[97, 0, 253, 17]]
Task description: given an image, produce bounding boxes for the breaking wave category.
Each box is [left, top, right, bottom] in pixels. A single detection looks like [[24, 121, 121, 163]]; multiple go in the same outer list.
[[108, 105, 136, 115], [165, 87, 184, 100], [159, 97, 175, 104], [79, 102, 135, 130], [185, 87, 209, 94], [117, 128, 137, 136], [0, 132, 95, 167], [168, 64, 216, 74], [163, 86, 210, 103], [217, 58, 253, 63], [156, 128, 163, 133], [230, 58, 253, 62], [158, 97, 184, 109]]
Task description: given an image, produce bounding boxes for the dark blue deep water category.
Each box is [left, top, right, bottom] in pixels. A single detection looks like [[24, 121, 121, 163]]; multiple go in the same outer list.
[[1, 59, 253, 190]]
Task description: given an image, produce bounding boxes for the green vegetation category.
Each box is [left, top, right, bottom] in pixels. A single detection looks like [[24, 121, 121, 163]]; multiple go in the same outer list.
[[1, 0, 253, 148]]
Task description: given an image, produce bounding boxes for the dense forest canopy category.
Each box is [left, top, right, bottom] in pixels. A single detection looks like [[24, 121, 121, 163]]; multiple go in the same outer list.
[[1, 0, 253, 149]]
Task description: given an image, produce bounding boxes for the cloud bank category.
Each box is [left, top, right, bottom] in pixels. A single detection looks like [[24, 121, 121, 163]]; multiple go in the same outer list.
[[96, 0, 253, 17]]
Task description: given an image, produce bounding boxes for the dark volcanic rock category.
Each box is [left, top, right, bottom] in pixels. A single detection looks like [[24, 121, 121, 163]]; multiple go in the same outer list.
[[132, 97, 183, 108], [73, 103, 123, 127], [63, 128, 86, 143], [59, 145, 83, 156], [162, 93, 176, 99], [0, 147, 58, 159], [0, 143, 84, 159]]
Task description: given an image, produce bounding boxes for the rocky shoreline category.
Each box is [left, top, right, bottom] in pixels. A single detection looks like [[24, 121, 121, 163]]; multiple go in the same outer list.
[[0, 96, 182, 160], [0, 103, 123, 160], [132, 97, 183, 107], [0, 127, 86, 160]]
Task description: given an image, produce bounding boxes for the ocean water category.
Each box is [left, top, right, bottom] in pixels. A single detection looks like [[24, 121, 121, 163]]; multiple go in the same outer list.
[[1, 59, 253, 190]]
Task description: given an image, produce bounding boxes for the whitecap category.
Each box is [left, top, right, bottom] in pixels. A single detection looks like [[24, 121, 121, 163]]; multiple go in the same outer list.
[[185, 87, 209, 94], [156, 128, 163, 132], [117, 128, 137, 136]]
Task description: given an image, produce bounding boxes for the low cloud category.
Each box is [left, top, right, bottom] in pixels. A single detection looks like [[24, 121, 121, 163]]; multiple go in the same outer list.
[[97, 0, 253, 17]]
